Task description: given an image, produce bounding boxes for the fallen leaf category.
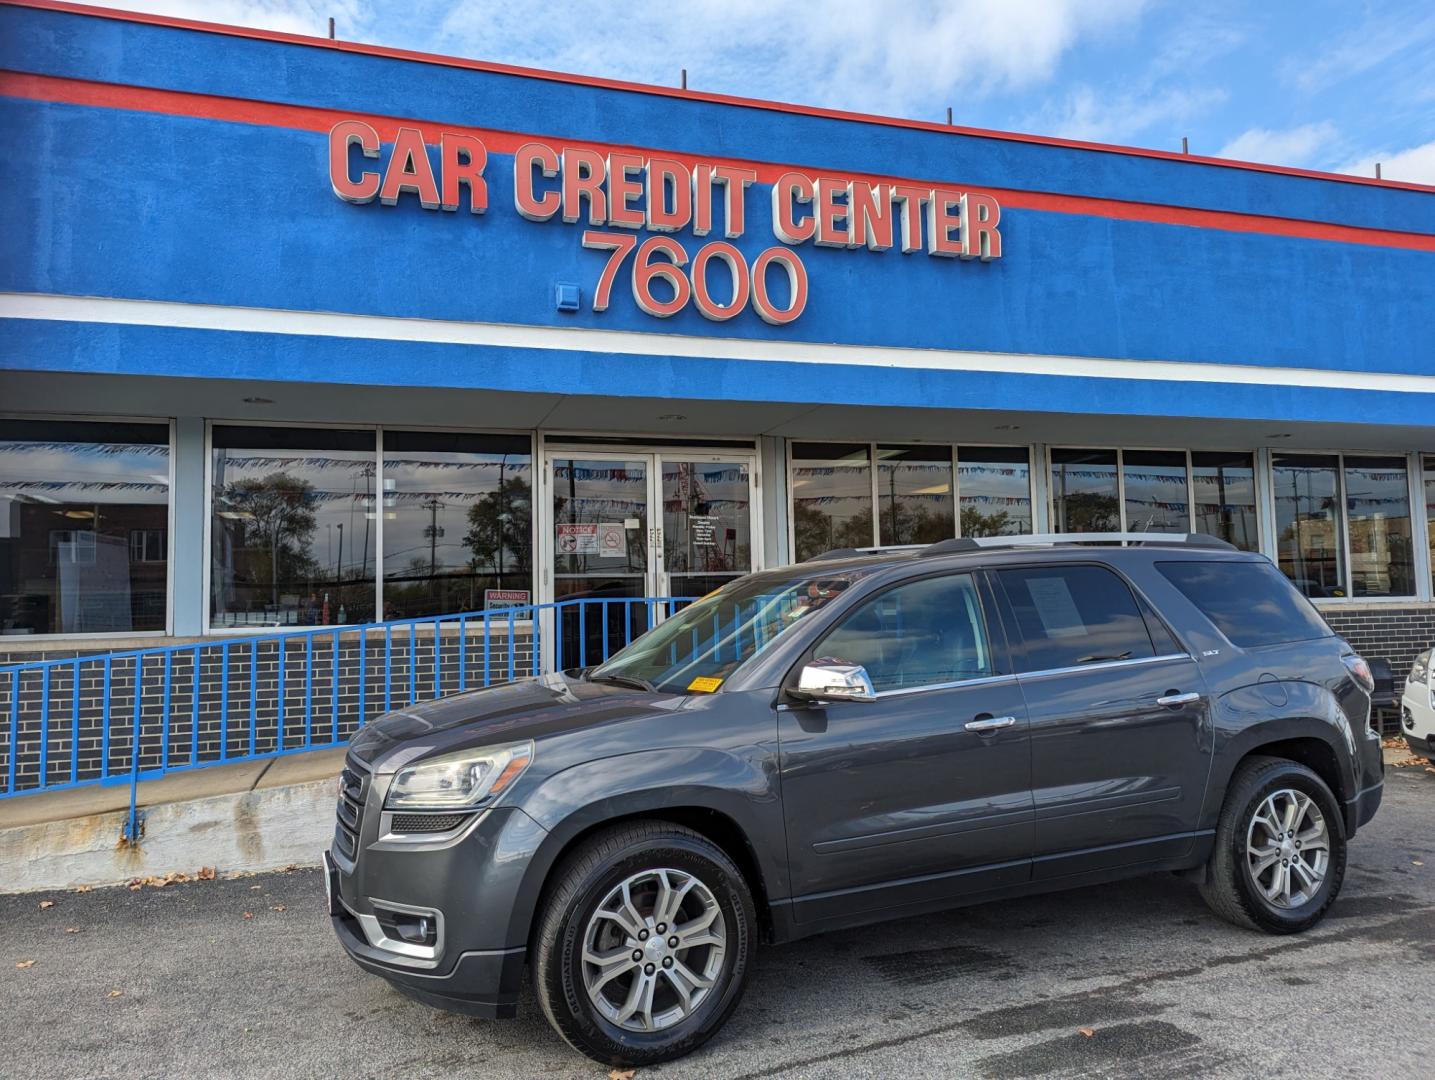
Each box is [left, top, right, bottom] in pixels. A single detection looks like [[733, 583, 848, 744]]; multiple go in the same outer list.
[[107, 989, 123, 999], [249, 885, 263, 891], [65, 928, 80, 935], [608, 1070, 636, 1080], [242, 912, 254, 920], [1077, 1027, 1095, 1038], [1415, 861, 1425, 867], [270, 905, 286, 913], [38, 900, 55, 909], [197, 866, 216, 881], [71, 885, 91, 893], [16, 960, 35, 969], [127, 880, 142, 891]]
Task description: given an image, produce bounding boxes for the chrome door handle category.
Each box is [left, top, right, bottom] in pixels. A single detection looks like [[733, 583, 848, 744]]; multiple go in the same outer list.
[[1157, 692, 1201, 707], [965, 715, 1017, 733]]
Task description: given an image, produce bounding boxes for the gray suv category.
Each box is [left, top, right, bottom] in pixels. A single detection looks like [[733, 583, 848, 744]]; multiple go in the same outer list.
[[325, 535, 1385, 1066]]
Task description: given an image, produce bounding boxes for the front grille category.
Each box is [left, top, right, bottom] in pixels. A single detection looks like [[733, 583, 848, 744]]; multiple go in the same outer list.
[[391, 812, 470, 834], [334, 763, 369, 861]]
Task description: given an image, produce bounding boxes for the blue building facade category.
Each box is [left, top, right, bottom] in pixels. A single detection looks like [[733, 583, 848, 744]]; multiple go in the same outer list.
[[1, 0, 1432, 683]]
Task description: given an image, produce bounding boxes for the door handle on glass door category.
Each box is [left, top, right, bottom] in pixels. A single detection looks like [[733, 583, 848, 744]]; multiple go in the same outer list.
[[965, 715, 1017, 733], [1156, 691, 1201, 707]]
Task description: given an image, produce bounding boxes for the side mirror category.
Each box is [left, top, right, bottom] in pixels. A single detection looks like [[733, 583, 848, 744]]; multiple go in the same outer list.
[[793, 659, 876, 703]]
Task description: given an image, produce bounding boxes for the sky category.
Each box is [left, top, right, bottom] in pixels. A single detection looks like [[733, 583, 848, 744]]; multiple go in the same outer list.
[[78, 0, 1435, 184]]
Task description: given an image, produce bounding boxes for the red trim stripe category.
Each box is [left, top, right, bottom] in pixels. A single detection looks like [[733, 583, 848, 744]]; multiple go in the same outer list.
[[6, 0, 1435, 197], [4, 70, 1434, 255]]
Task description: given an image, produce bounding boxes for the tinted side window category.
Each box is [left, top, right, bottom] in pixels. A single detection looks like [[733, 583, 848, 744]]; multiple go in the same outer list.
[[1156, 560, 1332, 648], [820, 574, 992, 691], [997, 565, 1156, 672]]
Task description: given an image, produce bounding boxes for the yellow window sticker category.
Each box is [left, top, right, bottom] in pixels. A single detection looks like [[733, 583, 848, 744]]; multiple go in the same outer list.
[[688, 676, 723, 694]]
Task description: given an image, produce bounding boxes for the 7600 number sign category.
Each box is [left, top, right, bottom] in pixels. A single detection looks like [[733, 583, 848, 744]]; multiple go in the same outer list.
[[582, 230, 808, 324]]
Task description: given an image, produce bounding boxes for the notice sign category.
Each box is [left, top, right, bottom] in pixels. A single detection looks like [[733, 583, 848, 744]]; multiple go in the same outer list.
[[484, 589, 530, 610], [689, 515, 718, 547], [556, 523, 599, 554]]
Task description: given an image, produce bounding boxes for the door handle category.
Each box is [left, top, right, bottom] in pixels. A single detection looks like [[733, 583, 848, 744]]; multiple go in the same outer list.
[[1156, 691, 1201, 707], [965, 715, 1017, 733]]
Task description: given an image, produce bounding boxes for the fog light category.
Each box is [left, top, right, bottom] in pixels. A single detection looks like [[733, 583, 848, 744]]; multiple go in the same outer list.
[[374, 906, 438, 948]]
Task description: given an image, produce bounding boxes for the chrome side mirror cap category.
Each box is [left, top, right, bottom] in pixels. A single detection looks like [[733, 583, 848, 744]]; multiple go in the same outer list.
[[794, 659, 876, 703]]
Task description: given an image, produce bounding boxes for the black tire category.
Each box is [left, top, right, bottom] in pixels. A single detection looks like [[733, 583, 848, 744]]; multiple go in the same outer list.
[[1198, 755, 1347, 934], [532, 820, 756, 1066]]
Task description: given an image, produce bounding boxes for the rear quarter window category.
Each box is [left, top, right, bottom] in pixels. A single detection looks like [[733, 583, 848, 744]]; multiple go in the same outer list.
[[1156, 560, 1332, 648]]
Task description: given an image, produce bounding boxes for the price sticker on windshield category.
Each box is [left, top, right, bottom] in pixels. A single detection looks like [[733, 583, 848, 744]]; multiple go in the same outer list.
[[687, 676, 723, 694]]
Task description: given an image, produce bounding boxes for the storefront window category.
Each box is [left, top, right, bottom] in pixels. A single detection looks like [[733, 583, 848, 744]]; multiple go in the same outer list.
[[1344, 456, 1415, 598], [958, 447, 1032, 536], [791, 443, 873, 560], [0, 420, 170, 636], [210, 426, 377, 627], [1050, 449, 1120, 533], [876, 446, 953, 546], [381, 432, 531, 620], [1273, 454, 1344, 598], [1427, 456, 1435, 595], [1191, 452, 1258, 551], [1123, 450, 1189, 533]]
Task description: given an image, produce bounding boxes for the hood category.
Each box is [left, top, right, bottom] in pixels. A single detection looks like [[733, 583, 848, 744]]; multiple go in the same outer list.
[[347, 672, 681, 769]]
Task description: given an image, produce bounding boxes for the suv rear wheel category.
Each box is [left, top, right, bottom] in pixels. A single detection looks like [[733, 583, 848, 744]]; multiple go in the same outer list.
[[1199, 756, 1347, 933], [533, 820, 756, 1066]]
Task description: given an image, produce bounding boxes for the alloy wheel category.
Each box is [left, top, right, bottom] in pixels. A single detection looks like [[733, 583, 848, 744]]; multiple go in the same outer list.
[[1245, 788, 1330, 908], [580, 868, 728, 1033]]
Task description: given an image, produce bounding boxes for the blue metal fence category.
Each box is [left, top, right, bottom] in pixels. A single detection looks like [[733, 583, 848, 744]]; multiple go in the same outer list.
[[0, 596, 692, 839]]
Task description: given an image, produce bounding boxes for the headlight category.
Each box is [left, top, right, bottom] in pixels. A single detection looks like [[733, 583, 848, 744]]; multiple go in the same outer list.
[[384, 742, 532, 811], [1341, 654, 1374, 695]]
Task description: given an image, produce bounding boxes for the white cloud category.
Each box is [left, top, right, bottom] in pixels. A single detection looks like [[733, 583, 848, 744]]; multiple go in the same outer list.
[[76, 0, 368, 38], [1217, 122, 1339, 167], [1032, 84, 1225, 144], [1338, 139, 1435, 185], [436, 0, 1152, 116]]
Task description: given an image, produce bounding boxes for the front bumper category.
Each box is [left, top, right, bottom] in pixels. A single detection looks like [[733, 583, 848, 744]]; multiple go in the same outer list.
[[324, 763, 551, 1020], [327, 857, 526, 1018]]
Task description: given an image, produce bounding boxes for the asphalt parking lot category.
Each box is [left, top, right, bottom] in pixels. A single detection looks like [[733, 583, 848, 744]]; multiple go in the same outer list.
[[6, 761, 1434, 1080]]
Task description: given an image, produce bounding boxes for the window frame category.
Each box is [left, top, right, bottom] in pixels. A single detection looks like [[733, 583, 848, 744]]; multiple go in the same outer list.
[[787, 441, 1036, 557], [203, 420, 537, 635], [990, 559, 1192, 677], [1045, 445, 1261, 545], [790, 568, 1011, 699], [1267, 448, 1423, 605], [0, 412, 176, 641]]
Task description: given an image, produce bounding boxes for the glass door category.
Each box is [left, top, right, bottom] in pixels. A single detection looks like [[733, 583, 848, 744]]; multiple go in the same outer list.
[[542, 449, 759, 671], [547, 453, 655, 668], [659, 455, 755, 600]]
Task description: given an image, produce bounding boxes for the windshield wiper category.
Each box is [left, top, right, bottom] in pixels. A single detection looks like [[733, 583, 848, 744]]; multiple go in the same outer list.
[[1075, 651, 1133, 664], [588, 671, 659, 693]]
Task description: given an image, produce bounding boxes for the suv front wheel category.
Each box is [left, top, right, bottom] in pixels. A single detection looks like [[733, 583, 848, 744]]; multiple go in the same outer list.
[[1199, 756, 1347, 933], [533, 820, 756, 1066]]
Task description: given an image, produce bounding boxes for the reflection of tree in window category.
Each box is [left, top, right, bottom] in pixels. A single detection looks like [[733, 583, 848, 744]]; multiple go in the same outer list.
[[219, 471, 319, 611], [465, 476, 532, 580]]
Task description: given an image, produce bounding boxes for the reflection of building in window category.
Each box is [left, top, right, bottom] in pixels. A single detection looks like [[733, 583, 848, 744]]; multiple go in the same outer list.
[[49, 529, 97, 565], [129, 528, 167, 563]]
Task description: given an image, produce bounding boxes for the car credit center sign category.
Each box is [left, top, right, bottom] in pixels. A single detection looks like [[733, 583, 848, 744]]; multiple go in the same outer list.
[[328, 121, 1003, 324]]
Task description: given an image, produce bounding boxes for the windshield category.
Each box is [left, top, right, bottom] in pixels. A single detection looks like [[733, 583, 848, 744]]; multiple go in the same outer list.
[[590, 566, 880, 693]]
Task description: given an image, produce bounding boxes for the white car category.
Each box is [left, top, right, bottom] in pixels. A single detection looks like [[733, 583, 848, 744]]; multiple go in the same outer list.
[[1403, 649, 1435, 762]]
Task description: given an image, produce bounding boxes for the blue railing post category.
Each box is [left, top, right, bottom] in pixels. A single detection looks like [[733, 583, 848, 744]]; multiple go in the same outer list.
[[70, 659, 80, 785], [38, 666, 50, 789], [6, 670, 17, 796], [124, 656, 142, 843]]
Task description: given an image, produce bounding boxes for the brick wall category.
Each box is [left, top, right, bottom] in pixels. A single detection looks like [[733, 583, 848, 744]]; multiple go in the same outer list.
[[0, 625, 535, 794]]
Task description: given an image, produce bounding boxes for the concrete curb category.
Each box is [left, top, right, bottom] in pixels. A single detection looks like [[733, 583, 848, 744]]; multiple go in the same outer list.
[[0, 777, 334, 893]]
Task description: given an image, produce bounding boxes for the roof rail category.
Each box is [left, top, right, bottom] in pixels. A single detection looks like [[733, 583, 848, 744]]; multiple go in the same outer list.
[[802, 544, 926, 563], [805, 532, 1236, 563], [917, 531, 1237, 554]]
